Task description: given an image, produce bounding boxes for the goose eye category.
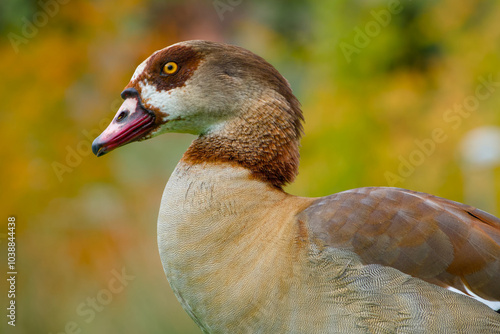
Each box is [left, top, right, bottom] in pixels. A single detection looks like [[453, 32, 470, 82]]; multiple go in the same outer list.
[[163, 62, 178, 75]]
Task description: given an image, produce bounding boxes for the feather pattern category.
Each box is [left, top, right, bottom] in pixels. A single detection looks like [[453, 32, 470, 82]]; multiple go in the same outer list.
[[298, 187, 500, 302]]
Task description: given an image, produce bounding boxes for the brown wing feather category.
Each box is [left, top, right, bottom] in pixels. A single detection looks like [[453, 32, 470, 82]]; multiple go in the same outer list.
[[298, 187, 500, 301]]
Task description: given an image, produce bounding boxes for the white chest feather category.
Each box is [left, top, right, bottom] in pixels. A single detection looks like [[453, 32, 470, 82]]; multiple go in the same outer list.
[[157, 162, 297, 331]]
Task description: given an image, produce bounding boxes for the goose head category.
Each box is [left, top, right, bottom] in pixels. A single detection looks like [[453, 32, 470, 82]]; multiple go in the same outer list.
[[92, 40, 303, 188]]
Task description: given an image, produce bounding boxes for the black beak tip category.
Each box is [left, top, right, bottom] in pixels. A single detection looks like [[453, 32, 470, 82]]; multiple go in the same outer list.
[[92, 139, 107, 157]]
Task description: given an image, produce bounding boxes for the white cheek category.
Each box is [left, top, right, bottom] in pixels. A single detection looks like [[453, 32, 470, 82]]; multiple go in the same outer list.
[[139, 81, 224, 134], [139, 80, 187, 121]]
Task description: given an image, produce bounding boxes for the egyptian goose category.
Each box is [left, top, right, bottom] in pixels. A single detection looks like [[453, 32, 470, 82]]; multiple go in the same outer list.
[[92, 40, 500, 333]]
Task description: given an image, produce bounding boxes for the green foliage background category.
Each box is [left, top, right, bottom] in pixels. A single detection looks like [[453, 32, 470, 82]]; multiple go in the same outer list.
[[1, 0, 500, 333]]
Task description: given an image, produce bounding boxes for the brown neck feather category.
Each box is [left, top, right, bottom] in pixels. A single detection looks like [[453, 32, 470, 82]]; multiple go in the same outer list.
[[182, 90, 303, 189]]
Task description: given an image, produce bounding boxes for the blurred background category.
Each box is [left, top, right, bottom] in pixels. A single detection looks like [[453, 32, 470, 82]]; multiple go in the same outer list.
[[1, 0, 500, 333]]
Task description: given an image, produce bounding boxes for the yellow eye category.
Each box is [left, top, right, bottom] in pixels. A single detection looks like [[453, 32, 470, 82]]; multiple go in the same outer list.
[[163, 62, 178, 74]]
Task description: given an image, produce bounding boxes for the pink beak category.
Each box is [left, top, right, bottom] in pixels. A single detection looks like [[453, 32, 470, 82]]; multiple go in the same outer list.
[[92, 89, 156, 157]]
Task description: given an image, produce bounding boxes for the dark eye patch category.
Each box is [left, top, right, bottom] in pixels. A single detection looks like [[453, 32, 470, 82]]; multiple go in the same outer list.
[[150, 45, 202, 91], [125, 44, 203, 94]]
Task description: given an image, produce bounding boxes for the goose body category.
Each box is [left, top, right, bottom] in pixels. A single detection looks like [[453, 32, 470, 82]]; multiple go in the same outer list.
[[93, 40, 500, 333]]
